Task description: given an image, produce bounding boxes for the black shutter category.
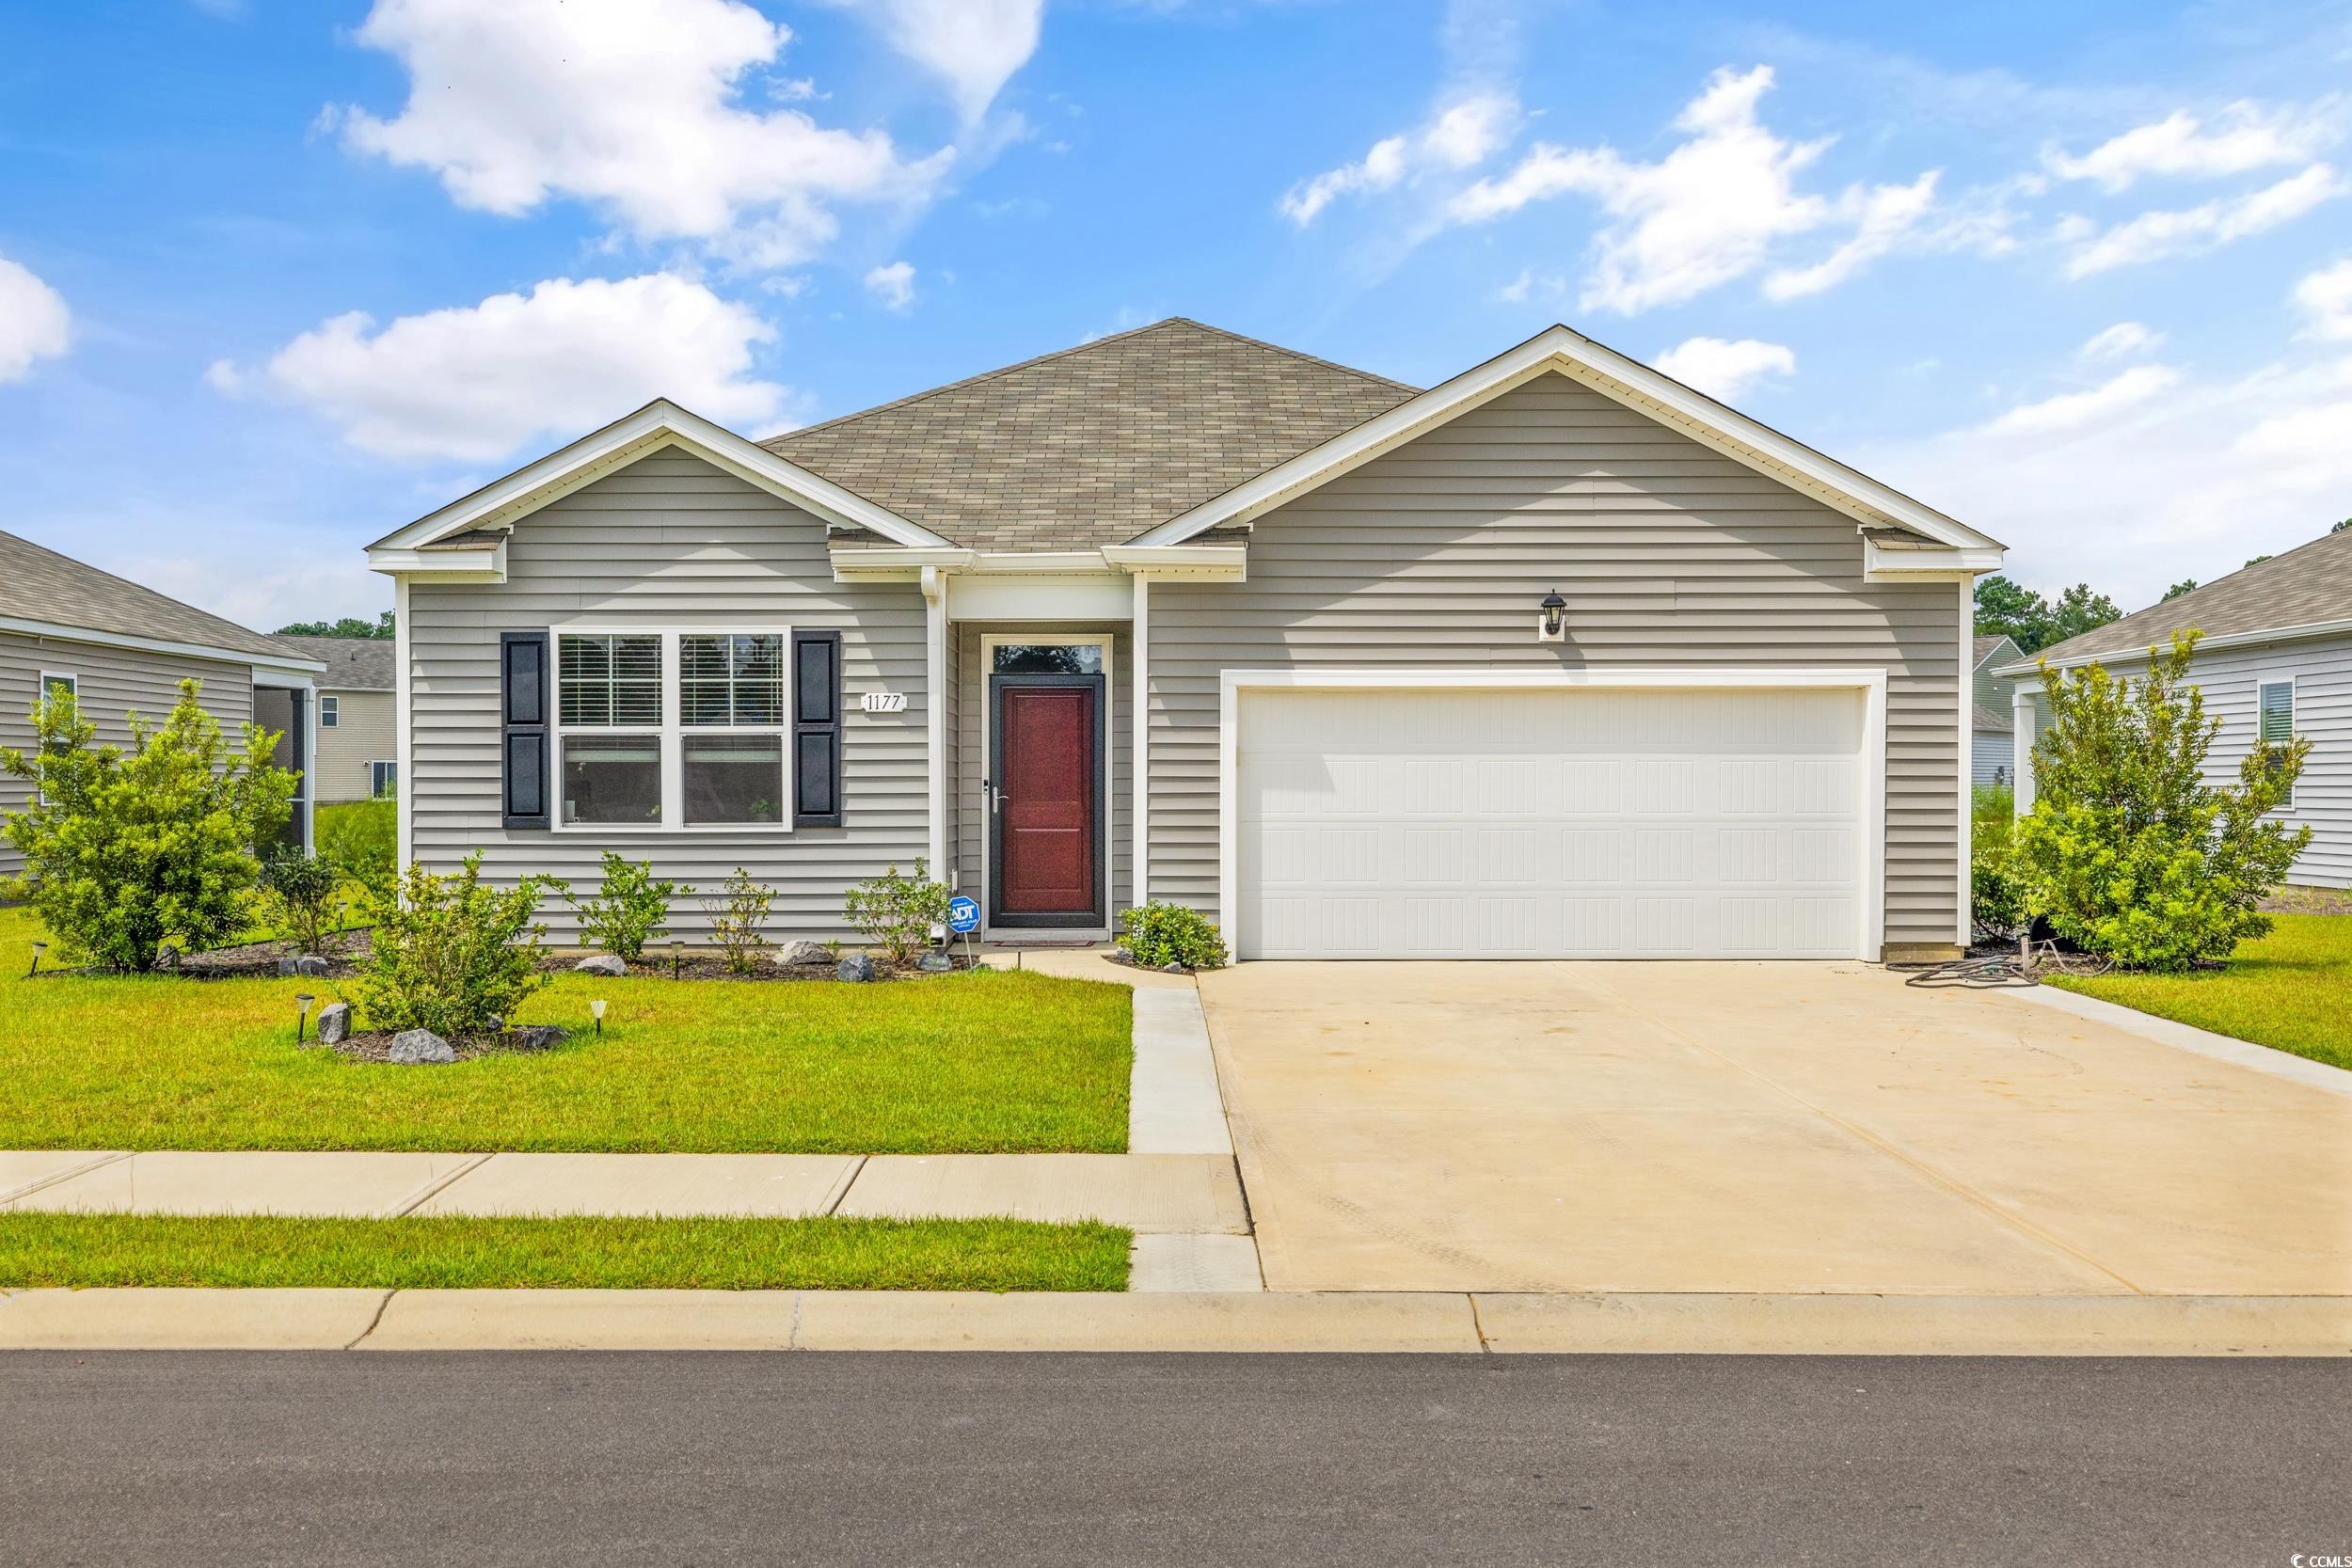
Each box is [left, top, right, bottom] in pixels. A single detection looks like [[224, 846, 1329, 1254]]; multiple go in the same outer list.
[[792, 629, 843, 828], [501, 632, 551, 830]]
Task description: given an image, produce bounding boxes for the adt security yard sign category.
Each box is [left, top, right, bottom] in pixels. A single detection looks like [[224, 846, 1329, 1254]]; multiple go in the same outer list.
[[946, 896, 980, 934]]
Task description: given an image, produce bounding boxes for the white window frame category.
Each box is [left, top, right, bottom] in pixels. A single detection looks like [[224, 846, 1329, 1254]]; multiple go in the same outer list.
[[2256, 673, 2298, 811], [38, 670, 75, 705], [370, 759, 398, 799], [319, 694, 340, 728], [549, 626, 795, 835], [978, 633, 1116, 938]]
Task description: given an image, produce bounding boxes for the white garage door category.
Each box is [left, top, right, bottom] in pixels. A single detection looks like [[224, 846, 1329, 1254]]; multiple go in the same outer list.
[[1235, 685, 1867, 960]]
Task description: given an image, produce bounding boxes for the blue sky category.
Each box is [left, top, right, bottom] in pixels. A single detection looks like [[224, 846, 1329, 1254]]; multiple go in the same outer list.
[[3, 0, 2350, 630]]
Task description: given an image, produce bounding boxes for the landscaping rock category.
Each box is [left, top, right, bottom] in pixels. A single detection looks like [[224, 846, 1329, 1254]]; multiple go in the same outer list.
[[277, 955, 332, 977], [836, 953, 878, 983], [915, 950, 955, 973], [509, 1025, 567, 1053], [387, 1029, 456, 1065], [314, 1002, 352, 1046], [775, 940, 832, 968], [1162, 962, 1188, 974], [574, 955, 628, 977]]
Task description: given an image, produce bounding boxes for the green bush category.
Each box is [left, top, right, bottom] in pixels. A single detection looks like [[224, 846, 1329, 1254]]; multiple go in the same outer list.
[[566, 851, 675, 960], [1118, 901, 1228, 971], [2013, 632, 2310, 971], [703, 867, 774, 975], [352, 852, 551, 1037], [1969, 785, 2026, 938], [843, 860, 950, 964], [258, 847, 346, 956], [316, 800, 395, 885], [0, 679, 295, 972]]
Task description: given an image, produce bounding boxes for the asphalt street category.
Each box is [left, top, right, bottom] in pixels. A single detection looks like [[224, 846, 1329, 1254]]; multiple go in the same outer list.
[[2, 1352, 2344, 1566]]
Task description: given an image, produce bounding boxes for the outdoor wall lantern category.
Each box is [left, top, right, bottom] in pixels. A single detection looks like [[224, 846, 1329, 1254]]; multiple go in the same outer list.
[[590, 998, 608, 1038], [294, 992, 316, 1043], [1537, 589, 1568, 643], [27, 941, 46, 978]]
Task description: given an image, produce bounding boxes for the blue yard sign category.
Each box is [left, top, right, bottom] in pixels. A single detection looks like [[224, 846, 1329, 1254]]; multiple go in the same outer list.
[[946, 895, 981, 934]]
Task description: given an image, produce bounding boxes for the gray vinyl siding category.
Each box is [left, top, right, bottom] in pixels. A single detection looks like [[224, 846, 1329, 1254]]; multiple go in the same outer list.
[[1143, 372, 1967, 952], [2185, 635, 2351, 888], [1972, 730, 2015, 788], [404, 450, 929, 943], [313, 688, 397, 803], [954, 623, 1132, 923], [0, 630, 258, 878]]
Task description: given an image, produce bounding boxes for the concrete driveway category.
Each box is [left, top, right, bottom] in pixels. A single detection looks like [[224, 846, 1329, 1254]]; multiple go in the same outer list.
[[1198, 962, 2352, 1296]]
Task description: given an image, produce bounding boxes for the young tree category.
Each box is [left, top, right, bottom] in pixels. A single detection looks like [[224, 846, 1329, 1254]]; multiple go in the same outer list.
[[0, 680, 296, 971], [2014, 633, 2310, 970]]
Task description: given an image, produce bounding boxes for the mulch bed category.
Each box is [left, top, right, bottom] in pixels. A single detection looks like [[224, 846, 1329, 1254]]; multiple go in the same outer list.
[[539, 952, 981, 983], [2261, 885, 2352, 916], [328, 1026, 570, 1064]]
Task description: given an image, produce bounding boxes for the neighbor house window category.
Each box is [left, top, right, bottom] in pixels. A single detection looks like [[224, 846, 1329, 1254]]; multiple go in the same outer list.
[[552, 630, 793, 832], [320, 695, 339, 728], [38, 671, 75, 708], [369, 760, 397, 799], [2259, 679, 2296, 806]]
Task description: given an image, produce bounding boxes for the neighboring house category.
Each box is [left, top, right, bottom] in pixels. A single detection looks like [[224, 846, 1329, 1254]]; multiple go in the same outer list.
[[2004, 527, 2348, 889], [276, 636, 397, 802], [1971, 633, 2024, 787], [0, 529, 325, 874], [366, 320, 2003, 960]]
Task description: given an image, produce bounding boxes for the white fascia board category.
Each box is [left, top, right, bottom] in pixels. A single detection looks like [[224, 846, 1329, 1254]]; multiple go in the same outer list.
[[0, 616, 327, 676], [366, 539, 509, 581], [829, 547, 981, 581], [1862, 538, 2005, 582], [1099, 545, 1248, 579], [1998, 618, 2352, 676], [1131, 325, 2000, 553], [368, 400, 952, 554]]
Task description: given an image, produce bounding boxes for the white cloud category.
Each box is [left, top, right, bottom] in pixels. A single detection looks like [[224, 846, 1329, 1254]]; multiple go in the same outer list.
[[2295, 259, 2352, 341], [0, 256, 72, 384], [849, 0, 1043, 122], [1977, 364, 2181, 436], [1652, 336, 1795, 401], [336, 0, 949, 268], [864, 260, 917, 310], [2079, 321, 2163, 360], [1281, 92, 1517, 226], [2045, 101, 2342, 191], [215, 273, 787, 462], [2061, 164, 2344, 278], [1444, 66, 1948, 314]]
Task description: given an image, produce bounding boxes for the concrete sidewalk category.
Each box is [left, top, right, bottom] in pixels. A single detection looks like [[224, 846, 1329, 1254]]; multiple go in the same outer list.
[[1, 1286, 2342, 1355]]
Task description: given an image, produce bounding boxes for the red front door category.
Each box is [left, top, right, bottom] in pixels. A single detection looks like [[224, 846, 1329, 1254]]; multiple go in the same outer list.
[[992, 677, 1102, 924]]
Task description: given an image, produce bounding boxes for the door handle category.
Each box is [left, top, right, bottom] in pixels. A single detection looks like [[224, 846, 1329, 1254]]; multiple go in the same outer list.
[[984, 778, 1009, 813]]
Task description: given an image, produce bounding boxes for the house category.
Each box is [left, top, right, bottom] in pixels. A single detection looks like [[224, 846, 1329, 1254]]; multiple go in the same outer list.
[[365, 320, 2003, 960], [0, 529, 325, 873], [276, 636, 397, 802], [2004, 525, 2347, 889], [1971, 633, 2024, 787]]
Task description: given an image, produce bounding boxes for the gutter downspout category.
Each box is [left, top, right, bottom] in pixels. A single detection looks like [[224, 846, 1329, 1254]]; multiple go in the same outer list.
[[922, 565, 948, 886]]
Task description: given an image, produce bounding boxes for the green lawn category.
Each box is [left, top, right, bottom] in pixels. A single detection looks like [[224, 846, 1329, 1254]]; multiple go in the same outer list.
[[0, 906, 1131, 1153], [0, 1212, 1129, 1291], [2048, 912, 2352, 1072]]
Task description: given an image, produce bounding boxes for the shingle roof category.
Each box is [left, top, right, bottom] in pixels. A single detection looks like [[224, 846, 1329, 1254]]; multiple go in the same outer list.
[[0, 529, 305, 665], [1972, 703, 2013, 735], [761, 318, 1418, 552], [2023, 525, 2352, 668], [1972, 634, 2013, 665], [277, 636, 393, 690]]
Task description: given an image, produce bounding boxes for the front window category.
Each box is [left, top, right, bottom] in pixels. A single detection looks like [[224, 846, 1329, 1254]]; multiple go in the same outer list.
[[554, 630, 791, 831], [2259, 679, 2296, 806]]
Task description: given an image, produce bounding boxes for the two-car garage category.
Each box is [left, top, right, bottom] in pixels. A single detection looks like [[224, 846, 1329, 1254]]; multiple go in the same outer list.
[[1227, 676, 1881, 961]]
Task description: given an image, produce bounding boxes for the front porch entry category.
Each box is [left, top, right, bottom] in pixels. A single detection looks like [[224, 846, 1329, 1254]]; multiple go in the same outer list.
[[983, 637, 1110, 932]]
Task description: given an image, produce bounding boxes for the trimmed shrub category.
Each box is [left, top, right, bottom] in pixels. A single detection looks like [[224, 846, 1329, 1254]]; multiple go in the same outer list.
[[1118, 901, 1228, 971], [1969, 785, 2026, 938], [703, 867, 774, 975], [566, 851, 675, 960], [258, 847, 346, 956], [353, 852, 551, 1037], [843, 861, 951, 965], [0, 679, 295, 972], [316, 799, 395, 886], [2013, 632, 2310, 971]]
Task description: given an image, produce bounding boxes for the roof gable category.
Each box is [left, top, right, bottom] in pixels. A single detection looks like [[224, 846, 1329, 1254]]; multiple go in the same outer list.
[[1129, 325, 2001, 554], [0, 530, 308, 667], [762, 318, 1416, 552], [277, 636, 394, 690], [2021, 524, 2352, 669]]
